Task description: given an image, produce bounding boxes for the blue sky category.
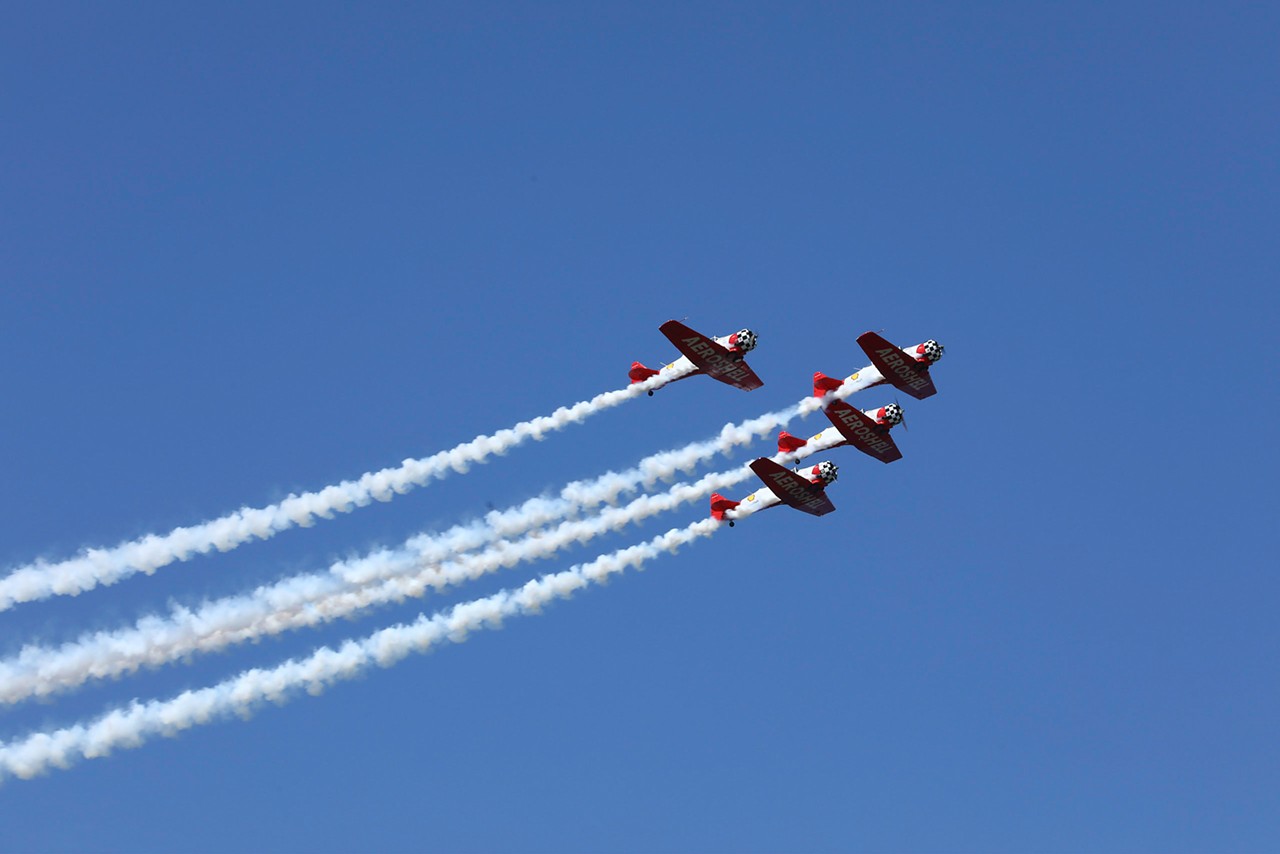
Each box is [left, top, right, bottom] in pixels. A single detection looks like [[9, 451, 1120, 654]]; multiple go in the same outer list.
[[1, 3, 1277, 851]]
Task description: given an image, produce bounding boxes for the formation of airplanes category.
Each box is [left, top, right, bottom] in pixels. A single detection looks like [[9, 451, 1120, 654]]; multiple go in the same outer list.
[[630, 320, 945, 527]]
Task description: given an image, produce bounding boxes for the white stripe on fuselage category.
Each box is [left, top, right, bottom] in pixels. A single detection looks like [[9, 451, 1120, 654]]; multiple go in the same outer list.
[[655, 354, 698, 384], [725, 486, 781, 519]]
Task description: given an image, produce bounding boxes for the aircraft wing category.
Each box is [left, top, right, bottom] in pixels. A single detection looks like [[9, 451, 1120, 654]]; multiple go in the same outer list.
[[856, 331, 937, 399], [659, 320, 764, 391], [824, 401, 902, 463], [748, 458, 836, 517]]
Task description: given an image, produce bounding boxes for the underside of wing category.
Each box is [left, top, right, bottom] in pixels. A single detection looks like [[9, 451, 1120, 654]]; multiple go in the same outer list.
[[824, 401, 902, 463], [660, 320, 763, 391], [748, 458, 836, 517], [856, 331, 936, 399]]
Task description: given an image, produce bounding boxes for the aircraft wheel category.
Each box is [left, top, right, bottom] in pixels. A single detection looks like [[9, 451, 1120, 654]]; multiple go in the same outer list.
[[728, 520, 735, 527], [648, 390, 654, 396]]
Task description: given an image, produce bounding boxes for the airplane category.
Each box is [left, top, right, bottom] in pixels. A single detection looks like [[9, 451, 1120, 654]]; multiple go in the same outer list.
[[811, 332, 944, 400], [629, 320, 764, 395], [710, 458, 838, 526], [777, 400, 905, 464]]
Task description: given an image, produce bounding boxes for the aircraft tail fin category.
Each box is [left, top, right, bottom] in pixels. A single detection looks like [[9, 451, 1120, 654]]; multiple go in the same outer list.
[[777, 431, 808, 454], [813, 371, 844, 397], [710, 493, 741, 521], [629, 361, 660, 384]]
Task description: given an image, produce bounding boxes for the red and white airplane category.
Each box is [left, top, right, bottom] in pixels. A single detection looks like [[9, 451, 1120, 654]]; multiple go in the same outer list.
[[777, 398, 905, 464], [812, 332, 945, 400], [710, 459, 838, 526], [629, 320, 764, 395]]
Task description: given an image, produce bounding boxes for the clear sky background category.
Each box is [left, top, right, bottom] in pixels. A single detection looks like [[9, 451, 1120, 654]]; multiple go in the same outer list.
[[2, 3, 1277, 852]]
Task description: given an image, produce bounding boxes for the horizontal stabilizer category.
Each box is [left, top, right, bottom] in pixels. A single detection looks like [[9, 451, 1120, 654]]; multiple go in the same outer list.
[[813, 371, 844, 397], [710, 492, 741, 521], [629, 361, 660, 384], [777, 431, 808, 454]]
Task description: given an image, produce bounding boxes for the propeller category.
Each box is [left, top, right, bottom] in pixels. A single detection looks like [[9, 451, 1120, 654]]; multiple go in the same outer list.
[[896, 396, 908, 432]]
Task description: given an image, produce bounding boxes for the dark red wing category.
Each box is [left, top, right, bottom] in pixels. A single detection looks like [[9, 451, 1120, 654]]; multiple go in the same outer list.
[[856, 332, 937, 400], [748, 458, 836, 517], [659, 320, 764, 391], [823, 401, 902, 463]]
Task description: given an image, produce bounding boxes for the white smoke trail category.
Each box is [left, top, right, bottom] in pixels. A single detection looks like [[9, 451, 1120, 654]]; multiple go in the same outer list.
[[0, 368, 880, 705], [0, 375, 681, 612], [0, 519, 719, 781], [0, 351, 882, 615], [0, 466, 753, 704], [0, 407, 796, 704]]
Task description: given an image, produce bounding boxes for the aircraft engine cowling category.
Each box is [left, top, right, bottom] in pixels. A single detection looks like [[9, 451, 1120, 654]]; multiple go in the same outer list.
[[810, 460, 838, 484], [876, 403, 904, 427], [916, 339, 944, 364], [729, 328, 758, 353]]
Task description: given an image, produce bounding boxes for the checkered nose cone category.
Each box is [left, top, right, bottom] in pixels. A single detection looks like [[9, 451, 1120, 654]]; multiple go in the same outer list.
[[883, 403, 903, 425], [923, 339, 944, 363], [732, 329, 757, 352], [815, 461, 838, 483]]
